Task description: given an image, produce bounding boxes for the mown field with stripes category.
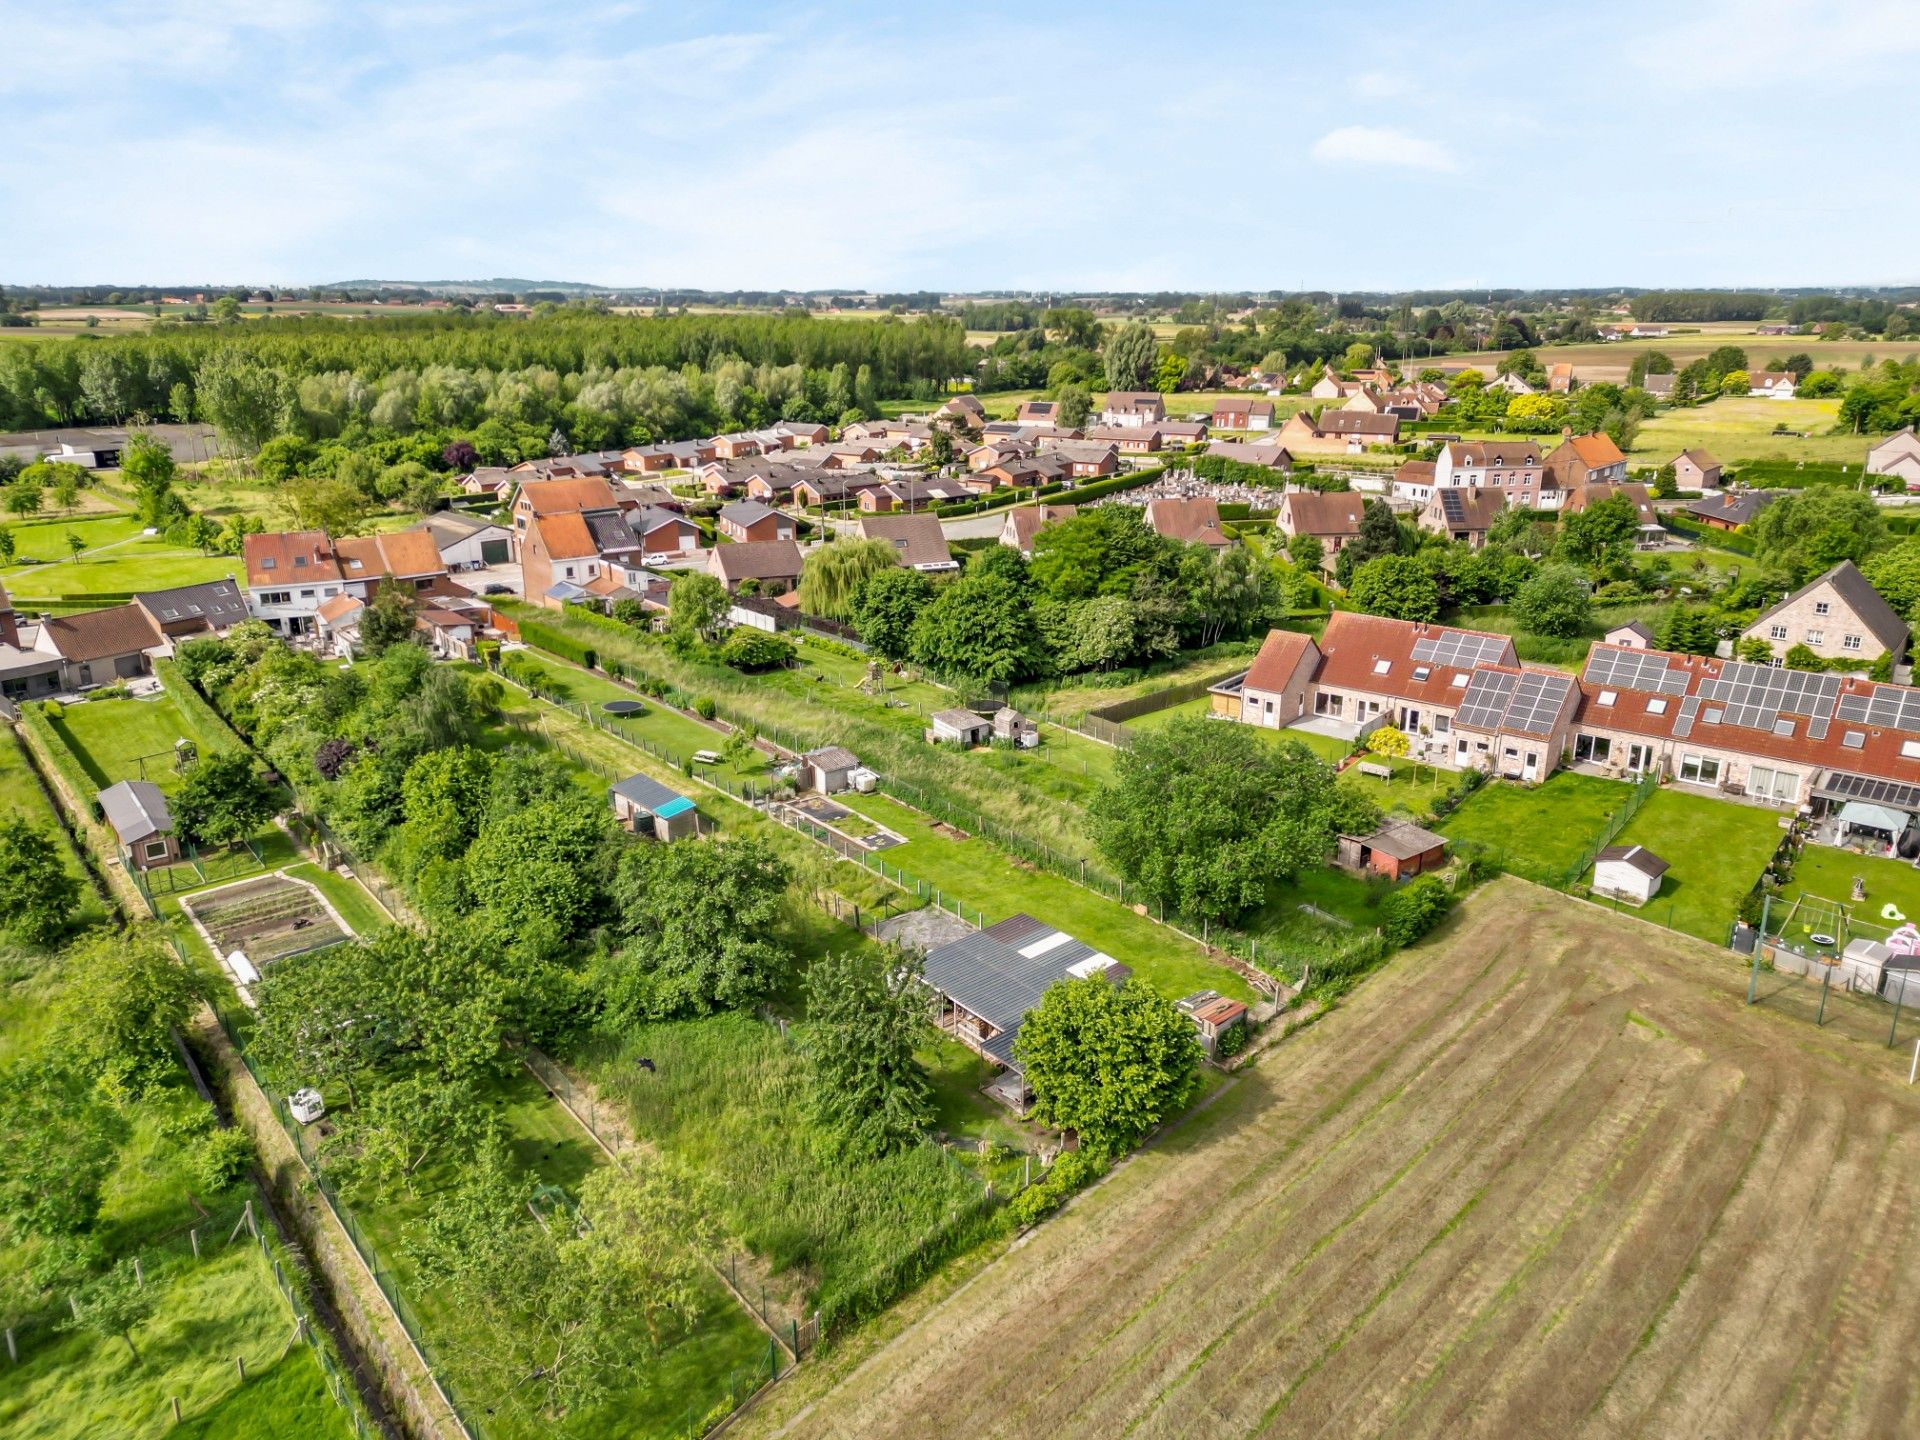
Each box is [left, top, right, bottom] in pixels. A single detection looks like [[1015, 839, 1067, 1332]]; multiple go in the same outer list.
[[746, 877, 1920, 1439]]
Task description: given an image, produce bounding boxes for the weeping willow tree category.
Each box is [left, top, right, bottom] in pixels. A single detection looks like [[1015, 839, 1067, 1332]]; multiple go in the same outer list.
[[796, 538, 902, 620]]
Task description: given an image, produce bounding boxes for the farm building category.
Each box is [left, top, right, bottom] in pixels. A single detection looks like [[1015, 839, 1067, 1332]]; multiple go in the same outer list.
[[609, 773, 699, 841], [928, 708, 992, 746], [99, 779, 178, 871], [800, 745, 862, 794], [1335, 819, 1448, 881], [1592, 844, 1669, 905], [922, 914, 1131, 1110]]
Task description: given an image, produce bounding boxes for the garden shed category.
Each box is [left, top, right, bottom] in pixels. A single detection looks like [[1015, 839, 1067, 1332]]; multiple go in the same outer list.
[[99, 779, 178, 871], [609, 773, 699, 841], [801, 746, 861, 794], [1336, 819, 1447, 881], [1593, 844, 1669, 906], [928, 708, 992, 746]]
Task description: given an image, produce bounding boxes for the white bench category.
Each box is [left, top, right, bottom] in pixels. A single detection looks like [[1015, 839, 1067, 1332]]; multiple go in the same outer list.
[[1356, 761, 1393, 780]]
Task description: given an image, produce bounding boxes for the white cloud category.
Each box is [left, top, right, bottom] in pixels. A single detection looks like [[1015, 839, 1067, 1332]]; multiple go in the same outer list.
[[1352, 70, 1410, 100], [1310, 125, 1458, 174]]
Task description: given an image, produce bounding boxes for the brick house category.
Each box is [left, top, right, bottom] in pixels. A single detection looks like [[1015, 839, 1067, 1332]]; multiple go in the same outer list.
[[718, 500, 796, 544], [1099, 392, 1166, 428], [1211, 398, 1275, 431], [1275, 491, 1365, 574], [1544, 432, 1628, 493], [1671, 449, 1723, 490], [1741, 560, 1910, 669], [708, 538, 804, 594], [1273, 408, 1400, 455]]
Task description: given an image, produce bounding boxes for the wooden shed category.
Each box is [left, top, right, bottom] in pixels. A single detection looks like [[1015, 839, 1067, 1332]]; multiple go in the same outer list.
[[1592, 844, 1669, 906], [609, 773, 700, 842]]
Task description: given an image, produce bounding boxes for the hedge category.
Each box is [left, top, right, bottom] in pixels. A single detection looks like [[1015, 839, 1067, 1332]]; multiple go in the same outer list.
[[1662, 514, 1757, 555], [154, 658, 245, 755], [19, 701, 103, 819], [516, 617, 596, 670]]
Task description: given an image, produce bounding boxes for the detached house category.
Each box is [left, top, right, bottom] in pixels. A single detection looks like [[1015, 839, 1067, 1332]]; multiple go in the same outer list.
[[1143, 497, 1233, 550], [858, 513, 958, 572], [36, 604, 164, 688], [708, 538, 804, 594], [1015, 400, 1058, 426], [1273, 408, 1400, 455], [718, 500, 796, 545], [1417, 487, 1506, 547], [1212, 398, 1275, 431], [1544, 432, 1628, 493], [1100, 392, 1166, 428], [1671, 449, 1723, 490], [1749, 371, 1798, 399], [1561, 482, 1664, 547], [1741, 560, 1910, 669], [1275, 491, 1365, 574], [1683, 489, 1779, 531], [1867, 429, 1920, 490], [999, 504, 1078, 557]]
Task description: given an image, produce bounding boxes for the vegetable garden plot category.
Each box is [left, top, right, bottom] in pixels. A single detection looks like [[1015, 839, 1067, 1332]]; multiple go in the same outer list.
[[182, 874, 352, 968]]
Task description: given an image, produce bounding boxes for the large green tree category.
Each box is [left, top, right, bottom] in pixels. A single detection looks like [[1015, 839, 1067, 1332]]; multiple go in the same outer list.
[[1088, 715, 1376, 921], [1014, 976, 1200, 1151], [171, 750, 278, 849], [359, 580, 422, 655], [667, 571, 730, 648], [0, 1061, 124, 1238], [908, 572, 1040, 686], [597, 837, 791, 1023], [1747, 489, 1890, 577], [1347, 555, 1441, 622], [1511, 563, 1591, 638], [850, 566, 932, 659], [53, 927, 207, 1095], [796, 538, 899, 621], [0, 817, 81, 945], [804, 943, 934, 1158], [1103, 322, 1159, 391]]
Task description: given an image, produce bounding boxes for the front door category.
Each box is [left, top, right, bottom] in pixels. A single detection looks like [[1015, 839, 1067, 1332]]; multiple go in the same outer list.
[[1522, 750, 1540, 781]]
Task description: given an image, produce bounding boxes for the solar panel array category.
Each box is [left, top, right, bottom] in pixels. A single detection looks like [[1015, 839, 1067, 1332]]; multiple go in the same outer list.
[[1583, 648, 1690, 696], [1455, 669, 1518, 732], [1819, 770, 1920, 811], [1454, 669, 1574, 736], [1506, 671, 1576, 735], [1412, 630, 1508, 671], [1695, 660, 1841, 733], [1835, 683, 1920, 735]]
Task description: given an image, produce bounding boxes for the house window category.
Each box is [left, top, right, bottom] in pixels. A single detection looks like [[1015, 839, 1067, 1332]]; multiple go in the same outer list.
[[1574, 734, 1611, 763], [142, 840, 169, 861], [1843, 634, 1862, 651], [1748, 766, 1800, 803], [1434, 713, 1450, 733], [1901, 740, 1920, 760], [259, 590, 291, 605], [299, 589, 314, 601], [1647, 698, 1668, 715], [1450, 673, 1470, 689], [1805, 630, 1824, 646], [1598, 689, 1617, 706], [1679, 754, 1721, 784], [1769, 624, 1788, 641], [1372, 659, 1391, 675], [1814, 601, 1830, 617]]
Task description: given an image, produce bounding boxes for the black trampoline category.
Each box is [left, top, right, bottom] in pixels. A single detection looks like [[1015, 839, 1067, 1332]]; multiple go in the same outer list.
[[602, 699, 645, 715]]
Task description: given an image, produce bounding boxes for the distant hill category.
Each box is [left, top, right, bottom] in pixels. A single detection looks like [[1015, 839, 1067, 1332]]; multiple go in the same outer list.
[[322, 278, 609, 295]]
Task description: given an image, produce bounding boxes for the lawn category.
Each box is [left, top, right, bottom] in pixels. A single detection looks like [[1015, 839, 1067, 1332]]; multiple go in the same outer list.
[[0, 510, 143, 562], [1126, 700, 1356, 764], [1, 537, 235, 601], [838, 790, 1257, 1004], [1781, 844, 1920, 940], [51, 693, 198, 790], [1339, 755, 1455, 820], [1439, 770, 1637, 883], [1601, 788, 1784, 942], [284, 860, 393, 937]]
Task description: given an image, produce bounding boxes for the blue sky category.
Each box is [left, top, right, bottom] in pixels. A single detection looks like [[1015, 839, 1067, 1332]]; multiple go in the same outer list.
[[4, 0, 1916, 290]]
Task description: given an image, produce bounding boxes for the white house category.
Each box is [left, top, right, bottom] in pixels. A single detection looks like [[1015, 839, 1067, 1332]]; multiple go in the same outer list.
[[1867, 428, 1920, 490], [1592, 844, 1668, 905]]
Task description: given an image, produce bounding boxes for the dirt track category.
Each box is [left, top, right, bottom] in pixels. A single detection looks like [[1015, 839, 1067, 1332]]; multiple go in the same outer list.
[[747, 879, 1920, 1439]]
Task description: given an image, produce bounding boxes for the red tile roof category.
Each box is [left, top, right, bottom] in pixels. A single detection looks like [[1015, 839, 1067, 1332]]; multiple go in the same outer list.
[[336, 530, 446, 579], [1243, 629, 1318, 692], [243, 530, 340, 588], [532, 512, 599, 560], [1314, 612, 1518, 706], [518, 477, 622, 515]]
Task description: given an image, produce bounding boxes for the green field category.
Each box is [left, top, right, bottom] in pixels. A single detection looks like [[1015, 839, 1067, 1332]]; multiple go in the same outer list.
[[1469, 330, 1920, 387], [1439, 771, 1637, 883], [838, 790, 1256, 1004], [1601, 788, 1785, 941], [1629, 395, 1869, 468]]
